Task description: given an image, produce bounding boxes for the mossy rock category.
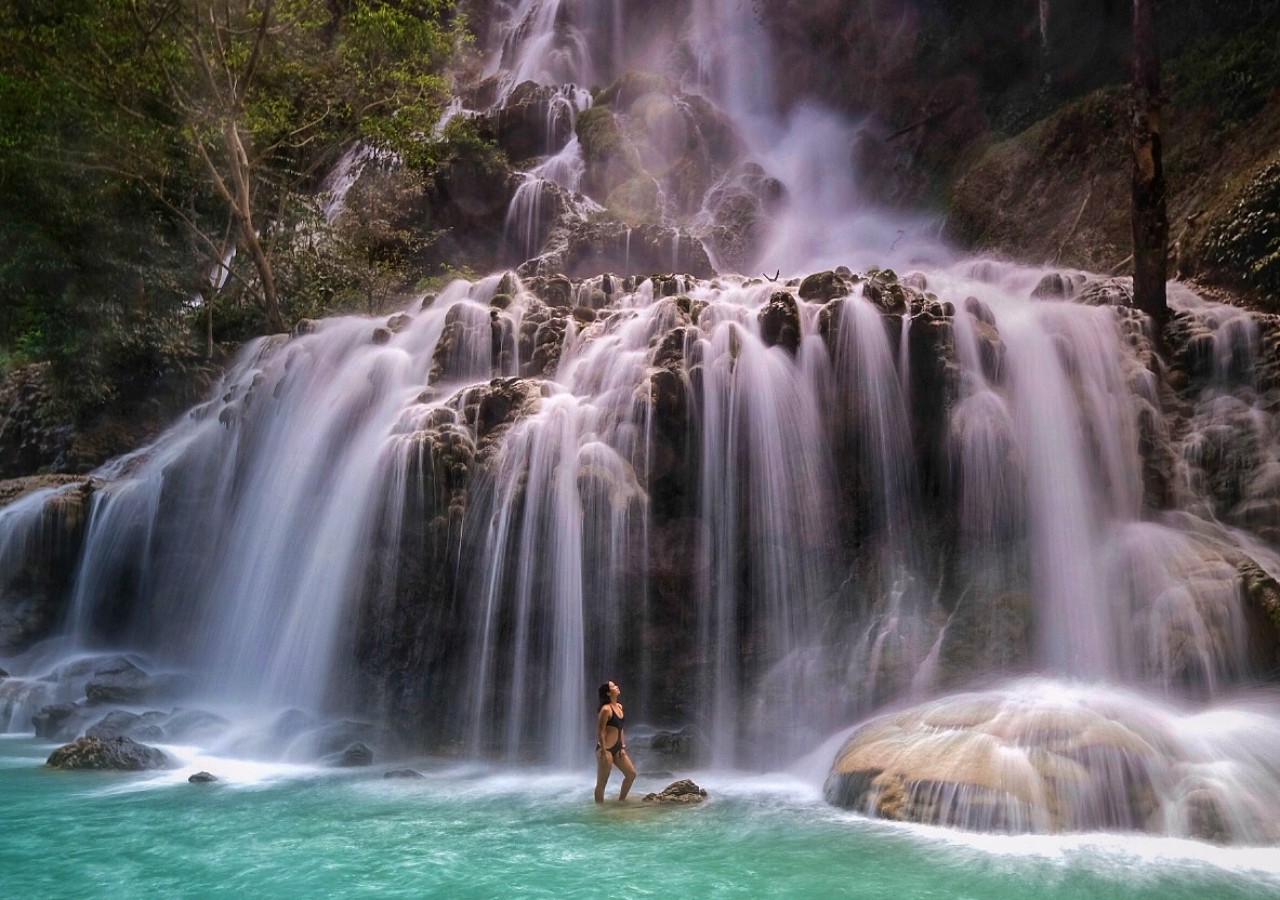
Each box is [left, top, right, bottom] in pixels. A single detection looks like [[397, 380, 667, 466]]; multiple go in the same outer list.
[[798, 271, 850, 302], [576, 106, 641, 197], [606, 175, 662, 225], [595, 70, 674, 109], [47, 736, 170, 771]]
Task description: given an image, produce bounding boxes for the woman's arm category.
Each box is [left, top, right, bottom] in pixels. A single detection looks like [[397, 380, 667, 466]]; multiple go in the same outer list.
[[597, 705, 610, 750]]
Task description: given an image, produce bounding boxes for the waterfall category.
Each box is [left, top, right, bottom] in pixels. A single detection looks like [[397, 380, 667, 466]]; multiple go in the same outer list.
[[2, 0, 1280, 844]]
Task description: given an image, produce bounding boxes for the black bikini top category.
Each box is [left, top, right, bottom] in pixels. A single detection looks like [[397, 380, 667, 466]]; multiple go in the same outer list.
[[604, 705, 624, 729]]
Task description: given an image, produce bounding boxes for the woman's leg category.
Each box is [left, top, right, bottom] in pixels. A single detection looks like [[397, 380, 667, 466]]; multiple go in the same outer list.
[[615, 749, 637, 801], [594, 748, 613, 803]]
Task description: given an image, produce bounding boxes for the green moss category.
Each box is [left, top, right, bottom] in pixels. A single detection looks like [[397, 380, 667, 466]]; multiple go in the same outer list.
[[576, 106, 624, 164], [606, 175, 661, 225]]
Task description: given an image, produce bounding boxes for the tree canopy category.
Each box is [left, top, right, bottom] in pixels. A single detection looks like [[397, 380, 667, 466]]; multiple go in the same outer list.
[[0, 0, 460, 415]]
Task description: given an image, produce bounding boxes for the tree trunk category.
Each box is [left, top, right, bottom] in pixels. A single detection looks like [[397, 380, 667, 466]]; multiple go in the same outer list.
[[223, 121, 286, 334], [1131, 0, 1168, 340]]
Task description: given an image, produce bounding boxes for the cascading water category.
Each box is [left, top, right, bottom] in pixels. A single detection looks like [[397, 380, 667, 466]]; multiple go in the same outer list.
[[2, 0, 1280, 852]]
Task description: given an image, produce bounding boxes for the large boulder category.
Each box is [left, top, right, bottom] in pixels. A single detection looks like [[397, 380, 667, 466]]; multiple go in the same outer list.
[[758, 291, 801, 355], [487, 81, 577, 163], [32, 701, 87, 742], [85, 710, 144, 740], [84, 657, 154, 705], [645, 728, 703, 768], [823, 686, 1280, 841], [46, 735, 171, 771]]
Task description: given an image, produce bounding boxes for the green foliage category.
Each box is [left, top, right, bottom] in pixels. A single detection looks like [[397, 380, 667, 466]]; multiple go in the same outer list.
[[1204, 155, 1280, 297], [0, 0, 460, 418], [1171, 25, 1280, 125]]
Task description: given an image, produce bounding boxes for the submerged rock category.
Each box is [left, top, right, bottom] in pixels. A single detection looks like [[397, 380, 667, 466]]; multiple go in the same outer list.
[[188, 771, 218, 784], [383, 768, 424, 779], [641, 779, 707, 804], [47, 736, 170, 771], [334, 742, 373, 767]]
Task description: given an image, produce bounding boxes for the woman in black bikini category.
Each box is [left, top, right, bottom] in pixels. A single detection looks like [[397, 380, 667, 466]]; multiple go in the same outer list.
[[594, 680, 637, 803]]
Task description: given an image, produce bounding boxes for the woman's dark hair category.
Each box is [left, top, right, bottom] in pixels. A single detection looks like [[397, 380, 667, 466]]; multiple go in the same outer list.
[[598, 682, 612, 705]]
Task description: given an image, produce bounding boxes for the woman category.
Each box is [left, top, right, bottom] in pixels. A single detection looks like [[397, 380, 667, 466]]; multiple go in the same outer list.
[[594, 680, 637, 803]]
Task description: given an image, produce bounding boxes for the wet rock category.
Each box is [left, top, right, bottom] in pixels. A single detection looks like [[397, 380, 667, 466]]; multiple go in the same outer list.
[[0, 475, 88, 511], [86, 710, 143, 740], [521, 218, 713, 281], [386, 313, 413, 333], [188, 771, 218, 784], [334, 742, 373, 767], [1076, 277, 1133, 307], [516, 308, 569, 378], [758, 291, 801, 355], [0, 480, 94, 653], [641, 779, 707, 804], [1240, 560, 1280, 666], [308, 720, 375, 758], [861, 269, 910, 314], [646, 729, 701, 767], [1030, 272, 1085, 299], [84, 657, 152, 704], [964, 296, 997, 327], [46, 735, 170, 771], [539, 275, 574, 309], [0, 668, 7, 679], [576, 105, 642, 199], [702, 163, 783, 273], [430, 303, 499, 385], [798, 270, 851, 302], [456, 378, 543, 450], [293, 319, 317, 337], [936, 591, 1032, 688], [489, 81, 576, 163], [607, 174, 662, 224], [371, 327, 393, 345], [1185, 789, 1232, 844], [824, 692, 1178, 834], [162, 709, 230, 742], [32, 702, 83, 741], [594, 70, 676, 108], [383, 768, 425, 779]]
